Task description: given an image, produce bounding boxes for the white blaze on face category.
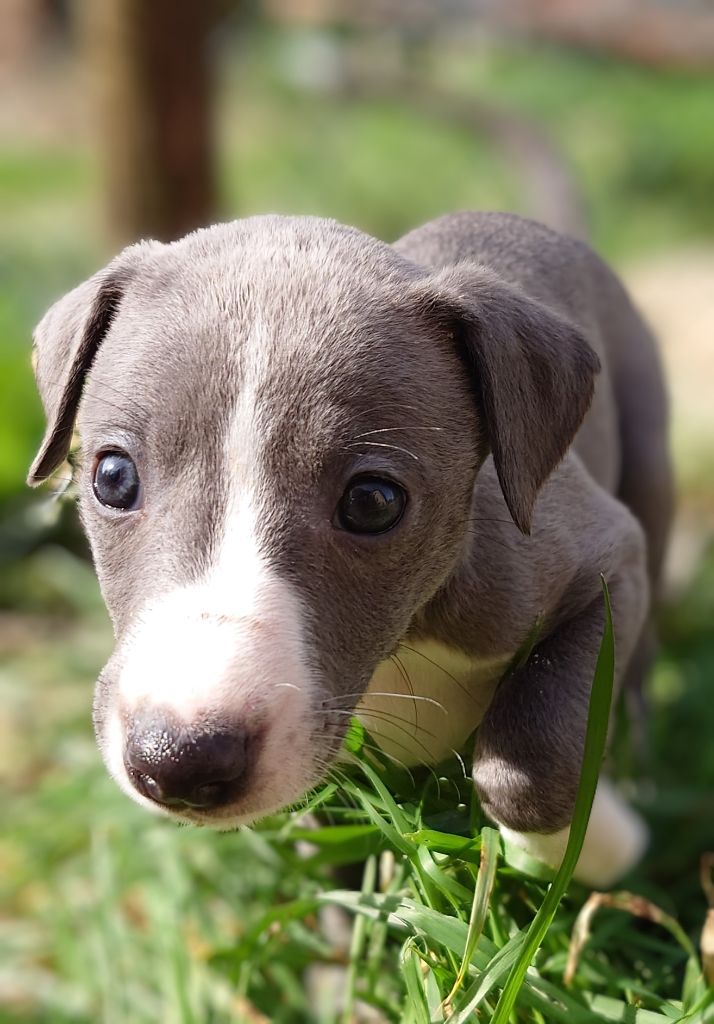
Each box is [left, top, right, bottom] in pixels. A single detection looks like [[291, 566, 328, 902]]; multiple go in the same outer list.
[[104, 370, 318, 824], [116, 493, 298, 719], [118, 568, 305, 719]]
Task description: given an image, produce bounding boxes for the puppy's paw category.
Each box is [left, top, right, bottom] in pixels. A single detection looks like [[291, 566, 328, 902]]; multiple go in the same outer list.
[[499, 778, 648, 889]]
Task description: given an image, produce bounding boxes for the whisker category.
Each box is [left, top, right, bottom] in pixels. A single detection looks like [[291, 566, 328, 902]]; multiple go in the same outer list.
[[349, 722, 433, 763], [356, 715, 441, 766], [41, 375, 151, 420], [86, 374, 152, 410], [451, 748, 469, 781], [466, 516, 521, 529], [398, 643, 478, 705], [390, 653, 419, 734], [321, 706, 435, 739], [463, 531, 520, 558], [354, 740, 416, 784], [350, 426, 444, 441], [344, 440, 419, 461], [357, 402, 423, 417], [322, 707, 441, 754], [322, 692, 446, 713], [356, 730, 444, 792], [318, 769, 360, 815], [47, 476, 75, 498]]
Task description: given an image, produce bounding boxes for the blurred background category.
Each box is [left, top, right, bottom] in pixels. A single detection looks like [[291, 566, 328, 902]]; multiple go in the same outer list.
[[1, 1, 713, 1021]]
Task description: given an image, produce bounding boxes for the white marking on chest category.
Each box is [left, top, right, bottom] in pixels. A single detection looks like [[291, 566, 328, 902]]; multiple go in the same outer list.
[[357, 641, 511, 767]]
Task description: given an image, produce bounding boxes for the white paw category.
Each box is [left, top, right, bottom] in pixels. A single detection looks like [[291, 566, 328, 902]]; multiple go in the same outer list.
[[500, 779, 649, 889]]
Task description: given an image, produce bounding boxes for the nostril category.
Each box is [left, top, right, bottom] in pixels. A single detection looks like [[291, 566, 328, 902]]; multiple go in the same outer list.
[[127, 770, 231, 809], [123, 712, 255, 811], [128, 768, 172, 806], [191, 781, 227, 807], [126, 770, 181, 806]]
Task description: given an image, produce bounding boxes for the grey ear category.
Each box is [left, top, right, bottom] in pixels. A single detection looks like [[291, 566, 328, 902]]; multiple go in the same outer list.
[[27, 242, 158, 486], [414, 265, 600, 533]]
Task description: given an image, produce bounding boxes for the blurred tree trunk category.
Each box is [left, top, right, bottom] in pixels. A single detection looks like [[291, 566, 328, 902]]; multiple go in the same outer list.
[[84, 0, 224, 245]]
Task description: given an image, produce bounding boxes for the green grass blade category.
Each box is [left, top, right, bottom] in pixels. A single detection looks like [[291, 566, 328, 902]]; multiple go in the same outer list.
[[350, 785, 415, 857], [677, 985, 714, 1022], [210, 896, 320, 969], [445, 826, 500, 1005], [318, 890, 482, 964], [321, 888, 682, 1024], [415, 845, 474, 906], [585, 994, 685, 1022], [400, 941, 432, 1024], [446, 930, 526, 1023], [342, 854, 378, 1024], [490, 575, 616, 1023], [424, 962, 446, 1023], [356, 758, 411, 833], [403, 829, 482, 864]]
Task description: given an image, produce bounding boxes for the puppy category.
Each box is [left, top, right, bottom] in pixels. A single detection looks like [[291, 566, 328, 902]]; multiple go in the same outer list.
[[28, 211, 672, 886]]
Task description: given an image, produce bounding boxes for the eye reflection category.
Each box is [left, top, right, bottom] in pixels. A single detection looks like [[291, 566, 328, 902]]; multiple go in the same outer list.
[[93, 451, 141, 511], [337, 476, 406, 534]]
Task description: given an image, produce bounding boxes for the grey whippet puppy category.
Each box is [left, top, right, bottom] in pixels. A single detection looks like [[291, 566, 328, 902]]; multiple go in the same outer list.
[[28, 211, 672, 885]]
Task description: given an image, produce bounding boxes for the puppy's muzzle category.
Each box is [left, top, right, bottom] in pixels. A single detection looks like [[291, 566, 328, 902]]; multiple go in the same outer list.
[[123, 711, 258, 811]]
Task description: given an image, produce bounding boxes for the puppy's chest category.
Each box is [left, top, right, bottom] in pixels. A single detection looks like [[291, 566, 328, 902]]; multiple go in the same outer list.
[[357, 641, 511, 767]]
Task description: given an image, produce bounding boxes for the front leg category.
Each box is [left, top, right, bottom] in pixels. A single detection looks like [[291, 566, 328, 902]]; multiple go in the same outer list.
[[474, 565, 649, 887]]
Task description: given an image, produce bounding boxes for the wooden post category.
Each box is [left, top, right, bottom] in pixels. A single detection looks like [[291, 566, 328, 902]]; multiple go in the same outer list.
[[84, 0, 222, 245]]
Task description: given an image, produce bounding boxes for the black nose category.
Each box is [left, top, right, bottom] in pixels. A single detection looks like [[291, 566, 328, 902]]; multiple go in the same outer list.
[[124, 712, 253, 811]]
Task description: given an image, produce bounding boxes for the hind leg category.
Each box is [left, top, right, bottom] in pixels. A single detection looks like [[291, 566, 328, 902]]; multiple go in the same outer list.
[[617, 394, 673, 734], [622, 617, 658, 759], [609, 311, 675, 777], [618, 451, 674, 598], [611, 312, 674, 732]]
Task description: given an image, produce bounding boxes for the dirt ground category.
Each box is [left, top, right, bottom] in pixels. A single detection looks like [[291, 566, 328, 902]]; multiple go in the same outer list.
[[627, 250, 714, 482], [625, 251, 714, 594]]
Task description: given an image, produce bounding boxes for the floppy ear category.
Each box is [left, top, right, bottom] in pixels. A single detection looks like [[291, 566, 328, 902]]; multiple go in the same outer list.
[[413, 265, 600, 534], [27, 242, 158, 486]]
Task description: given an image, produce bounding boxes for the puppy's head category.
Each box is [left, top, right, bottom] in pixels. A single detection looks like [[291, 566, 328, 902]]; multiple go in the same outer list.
[[28, 216, 598, 826]]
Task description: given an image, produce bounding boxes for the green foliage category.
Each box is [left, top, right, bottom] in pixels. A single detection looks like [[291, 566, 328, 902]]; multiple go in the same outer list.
[[0, 240, 96, 504], [444, 43, 714, 254]]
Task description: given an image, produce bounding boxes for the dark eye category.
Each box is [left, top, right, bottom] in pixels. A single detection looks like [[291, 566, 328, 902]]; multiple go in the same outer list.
[[93, 451, 141, 511], [337, 476, 407, 534]]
